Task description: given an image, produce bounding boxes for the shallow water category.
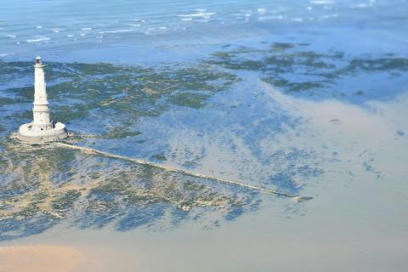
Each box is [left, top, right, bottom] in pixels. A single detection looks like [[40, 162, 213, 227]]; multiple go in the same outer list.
[[0, 0, 408, 271]]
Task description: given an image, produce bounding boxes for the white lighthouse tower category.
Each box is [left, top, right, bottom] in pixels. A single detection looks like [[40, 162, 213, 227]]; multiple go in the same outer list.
[[17, 57, 67, 142]]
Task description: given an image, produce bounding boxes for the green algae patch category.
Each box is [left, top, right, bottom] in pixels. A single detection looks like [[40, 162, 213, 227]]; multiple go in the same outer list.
[[183, 181, 205, 191], [51, 190, 81, 211], [0, 60, 239, 137], [150, 153, 167, 161], [348, 57, 408, 72], [263, 78, 324, 92], [207, 43, 408, 96], [102, 127, 141, 139], [0, 140, 258, 240], [271, 42, 295, 51], [169, 92, 210, 109]]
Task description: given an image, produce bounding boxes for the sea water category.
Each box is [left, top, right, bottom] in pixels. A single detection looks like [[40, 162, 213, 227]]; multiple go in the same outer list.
[[0, 0, 408, 271]]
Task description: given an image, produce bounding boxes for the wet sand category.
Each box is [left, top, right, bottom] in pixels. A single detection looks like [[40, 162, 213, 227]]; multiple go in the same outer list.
[[0, 245, 88, 272]]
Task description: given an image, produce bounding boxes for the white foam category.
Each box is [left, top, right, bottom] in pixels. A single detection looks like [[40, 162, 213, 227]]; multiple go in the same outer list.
[[258, 15, 285, 21], [234, 10, 252, 20], [310, 0, 335, 5], [36, 25, 42, 29], [26, 36, 50, 43], [178, 12, 215, 20], [81, 27, 92, 31], [352, 0, 376, 9], [319, 13, 339, 20], [257, 8, 267, 14], [101, 29, 133, 34], [291, 17, 304, 22], [352, 3, 370, 8], [143, 26, 170, 35]]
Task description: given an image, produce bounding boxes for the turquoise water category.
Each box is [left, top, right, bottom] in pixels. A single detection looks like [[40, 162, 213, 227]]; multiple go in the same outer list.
[[0, 1, 408, 270]]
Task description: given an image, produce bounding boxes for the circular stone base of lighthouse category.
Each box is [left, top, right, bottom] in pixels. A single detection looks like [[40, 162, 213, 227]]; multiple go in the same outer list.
[[17, 122, 68, 143]]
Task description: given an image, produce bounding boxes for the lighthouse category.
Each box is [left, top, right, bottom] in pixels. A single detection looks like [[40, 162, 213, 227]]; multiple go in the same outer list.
[[17, 57, 67, 142]]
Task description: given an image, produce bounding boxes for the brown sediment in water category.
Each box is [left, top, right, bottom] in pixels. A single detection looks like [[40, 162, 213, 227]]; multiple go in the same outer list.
[[0, 245, 95, 272]]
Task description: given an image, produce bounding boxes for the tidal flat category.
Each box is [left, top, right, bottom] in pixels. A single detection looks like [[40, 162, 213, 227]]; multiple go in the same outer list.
[[1, 0, 408, 271]]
